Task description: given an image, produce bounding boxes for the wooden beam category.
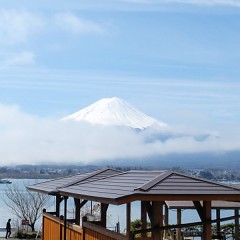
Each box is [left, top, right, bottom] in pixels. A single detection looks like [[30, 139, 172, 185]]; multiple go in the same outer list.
[[59, 191, 240, 205], [235, 209, 239, 240], [42, 209, 46, 240], [202, 201, 211, 240], [126, 203, 131, 235], [63, 196, 68, 240], [216, 209, 221, 234], [152, 201, 163, 240], [193, 201, 204, 221], [177, 209, 181, 240], [74, 198, 80, 225], [164, 203, 169, 225], [79, 199, 88, 208], [146, 201, 153, 223], [141, 201, 147, 238], [75, 199, 88, 226], [164, 204, 169, 239], [132, 213, 240, 236], [60, 215, 63, 240], [131, 213, 240, 240], [100, 203, 109, 228], [56, 195, 63, 217]]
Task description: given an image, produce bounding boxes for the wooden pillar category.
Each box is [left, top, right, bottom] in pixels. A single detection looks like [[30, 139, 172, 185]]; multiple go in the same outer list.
[[82, 216, 87, 240], [74, 198, 81, 225], [42, 208, 46, 240], [235, 209, 239, 240], [141, 201, 147, 238], [164, 204, 169, 239], [177, 209, 182, 240], [56, 195, 62, 217], [216, 209, 221, 235], [152, 201, 163, 240], [63, 196, 68, 240], [60, 215, 64, 240], [203, 201, 211, 240], [126, 203, 131, 235], [101, 203, 109, 228]]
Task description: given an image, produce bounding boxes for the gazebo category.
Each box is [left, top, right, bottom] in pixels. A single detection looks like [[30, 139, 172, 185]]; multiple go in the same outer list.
[[28, 168, 240, 240], [165, 200, 240, 239]]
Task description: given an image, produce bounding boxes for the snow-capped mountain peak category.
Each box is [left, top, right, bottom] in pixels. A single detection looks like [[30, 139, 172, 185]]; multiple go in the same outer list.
[[62, 97, 167, 129]]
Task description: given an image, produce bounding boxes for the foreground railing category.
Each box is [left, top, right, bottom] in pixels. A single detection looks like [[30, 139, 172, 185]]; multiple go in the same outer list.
[[83, 222, 128, 240], [43, 212, 129, 240], [43, 212, 83, 240]]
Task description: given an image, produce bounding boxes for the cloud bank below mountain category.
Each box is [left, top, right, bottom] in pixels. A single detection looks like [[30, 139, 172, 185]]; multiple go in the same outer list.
[[0, 103, 240, 166]]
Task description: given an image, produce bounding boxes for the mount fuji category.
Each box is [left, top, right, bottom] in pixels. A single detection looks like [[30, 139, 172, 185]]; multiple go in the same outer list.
[[62, 97, 167, 130]]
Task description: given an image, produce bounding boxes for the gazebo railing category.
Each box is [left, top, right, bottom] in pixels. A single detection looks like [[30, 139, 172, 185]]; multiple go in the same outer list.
[[43, 212, 83, 240], [83, 222, 128, 240], [42, 212, 128, 240]]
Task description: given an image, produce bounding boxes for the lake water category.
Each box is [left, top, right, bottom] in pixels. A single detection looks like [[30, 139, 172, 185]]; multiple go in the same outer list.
[[0, 179, 49, 237], [0, 179, 238, 238]]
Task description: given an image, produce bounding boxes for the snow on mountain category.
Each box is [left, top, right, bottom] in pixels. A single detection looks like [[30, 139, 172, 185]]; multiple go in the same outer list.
[[62, 97, 167, 129]]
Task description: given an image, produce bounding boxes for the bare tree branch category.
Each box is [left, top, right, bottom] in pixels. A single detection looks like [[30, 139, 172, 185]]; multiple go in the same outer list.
[[2, 182, 51, 231]]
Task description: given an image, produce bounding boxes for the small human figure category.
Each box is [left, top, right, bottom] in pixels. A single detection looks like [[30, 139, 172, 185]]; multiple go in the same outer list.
[[5, 219, 11, 239]]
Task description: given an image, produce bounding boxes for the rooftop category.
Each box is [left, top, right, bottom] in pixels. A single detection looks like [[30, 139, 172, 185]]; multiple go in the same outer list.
[[28, 168, 240, 204]]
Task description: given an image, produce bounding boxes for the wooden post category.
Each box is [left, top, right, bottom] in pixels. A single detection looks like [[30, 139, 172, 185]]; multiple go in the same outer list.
[[193, 201, 204, 221], [216, 209, 221, 235], [56, 195, 63, 217], [235, 209, 239, 240], [152, 201, 163, 240], [82, 216, 87, 240], [101, 203, 109, 228], [63, 196, 68, 240], [203, 201, 211, 240], [141, 201, 147, 238], [74, 198, 81, 225], [42, 208, 46, 240], [60, 215, 64, 240], [126, 203, 131, 236], [164, 204, 169, 239], [177, 209, 182, 240]]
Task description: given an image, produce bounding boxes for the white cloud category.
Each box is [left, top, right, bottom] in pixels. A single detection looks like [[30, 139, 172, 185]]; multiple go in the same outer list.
[[6, 52, 35, 65], [54, 12, 105, 35], [0, 103, 240, 166], [0, 9, 44, 45], [0, 51, 35, 70]]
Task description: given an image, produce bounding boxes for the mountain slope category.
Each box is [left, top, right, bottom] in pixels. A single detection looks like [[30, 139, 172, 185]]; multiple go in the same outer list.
[[62, 97, 167, 129]]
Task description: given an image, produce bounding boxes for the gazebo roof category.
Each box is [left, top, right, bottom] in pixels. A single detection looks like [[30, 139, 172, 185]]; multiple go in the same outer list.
[[59, 170, 240, 204], [28, 169, 240, 204], [27, 168, 121, 195]]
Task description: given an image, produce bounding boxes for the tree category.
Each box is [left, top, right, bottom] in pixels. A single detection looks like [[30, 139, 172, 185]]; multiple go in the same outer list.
[[2, 182, 51, 232], [131, 219, 142, 231], [199, 170, 214, 180]]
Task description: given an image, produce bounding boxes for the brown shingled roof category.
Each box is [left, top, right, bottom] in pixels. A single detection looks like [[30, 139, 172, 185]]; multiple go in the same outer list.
[[27, 168, 122, 195], [57, 170, 240, 204], [28, 169, 240, 204]]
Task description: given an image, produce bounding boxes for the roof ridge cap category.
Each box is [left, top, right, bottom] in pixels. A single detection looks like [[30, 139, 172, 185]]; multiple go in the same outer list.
[[58, 168, 122, 189], [135, 170, 173, 192], [69, 170, 128, 186]]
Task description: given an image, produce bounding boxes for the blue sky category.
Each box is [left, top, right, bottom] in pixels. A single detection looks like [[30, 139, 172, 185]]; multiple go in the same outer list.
[[0, 0, 240, 165]]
